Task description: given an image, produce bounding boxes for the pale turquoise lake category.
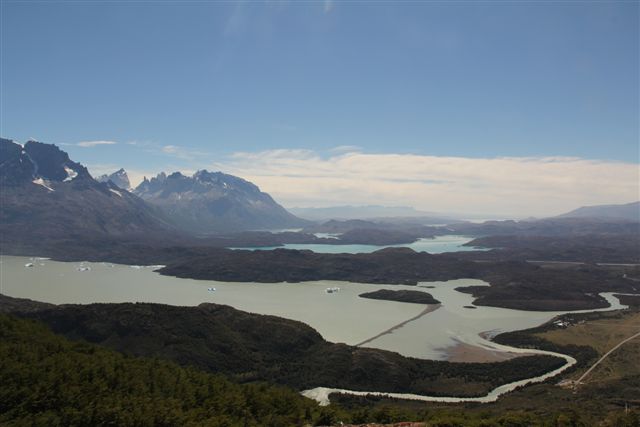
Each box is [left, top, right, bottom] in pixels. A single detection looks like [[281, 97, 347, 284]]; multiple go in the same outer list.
[[0, 255, 625, 361], [232, 234, 486, 254]]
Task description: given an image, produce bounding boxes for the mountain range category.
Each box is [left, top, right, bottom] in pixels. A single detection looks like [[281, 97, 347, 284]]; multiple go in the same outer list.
[[0, 139, 307, 250], [93, 166, 307, 234]]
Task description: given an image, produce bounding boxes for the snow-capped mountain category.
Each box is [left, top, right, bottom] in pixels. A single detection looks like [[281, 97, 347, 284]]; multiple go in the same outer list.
[[0, 138, 173, 246], [0, 138, 90, 187], [134, 170, 308, 234], [96, 168, 132, 191]]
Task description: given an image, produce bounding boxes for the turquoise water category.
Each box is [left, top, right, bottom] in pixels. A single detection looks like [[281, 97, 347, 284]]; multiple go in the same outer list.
[[232, 235, 486, 254]]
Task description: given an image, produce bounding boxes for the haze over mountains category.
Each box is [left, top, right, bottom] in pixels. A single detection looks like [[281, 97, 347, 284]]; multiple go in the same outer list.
[[289, 205, 454, 222], [289, 202, 640, 224], [556, 201, 640, 222]]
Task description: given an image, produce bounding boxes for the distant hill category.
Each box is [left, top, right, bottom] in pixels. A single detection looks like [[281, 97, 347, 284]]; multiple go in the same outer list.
[[96, 168, 132, 191], [289, 205, 453, 223], [556, 201, 640, 222], [134, 170, 309, 234], [448, 217, 640, 237]]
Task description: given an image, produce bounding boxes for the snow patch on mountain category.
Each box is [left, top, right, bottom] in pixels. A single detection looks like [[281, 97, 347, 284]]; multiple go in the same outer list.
[[32, 178, 55, 192], [63, 166, 78, 182]]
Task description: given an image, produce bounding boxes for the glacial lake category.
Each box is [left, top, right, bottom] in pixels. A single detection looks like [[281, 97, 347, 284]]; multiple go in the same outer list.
[[232, 234, 486, 254], [0, 256, 625, 361]]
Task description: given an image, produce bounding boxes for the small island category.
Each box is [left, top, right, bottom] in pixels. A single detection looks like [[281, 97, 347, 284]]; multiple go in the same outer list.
[[359, 289, 440, 305]]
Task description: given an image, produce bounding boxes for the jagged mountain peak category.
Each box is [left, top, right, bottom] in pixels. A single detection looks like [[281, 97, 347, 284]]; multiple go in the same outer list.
[[192, 169, 260, 192], [0, 138, 176, 244], [1, 138, 91, 186], [135, 169, 261, 198], [96, 168, 132, 191], [167, 171, 186, 180]]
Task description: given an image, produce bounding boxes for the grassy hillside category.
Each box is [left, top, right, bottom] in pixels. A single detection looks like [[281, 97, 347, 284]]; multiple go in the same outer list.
[[535, 310, 640, 383]]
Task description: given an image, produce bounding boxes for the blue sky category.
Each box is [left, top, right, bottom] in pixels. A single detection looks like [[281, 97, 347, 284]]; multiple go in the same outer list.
[[1, 1, 638, 214]]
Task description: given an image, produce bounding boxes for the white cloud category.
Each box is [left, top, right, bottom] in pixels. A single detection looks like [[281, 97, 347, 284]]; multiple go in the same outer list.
[[76, 140, 118, 147], [160, 145, 208, 161], [213, 149, 640, 217]]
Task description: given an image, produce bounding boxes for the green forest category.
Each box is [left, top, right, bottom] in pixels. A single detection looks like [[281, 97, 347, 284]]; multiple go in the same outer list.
[[0, 314, 318, 426]]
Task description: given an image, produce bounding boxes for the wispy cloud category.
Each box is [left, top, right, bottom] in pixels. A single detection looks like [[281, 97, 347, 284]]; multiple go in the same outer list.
[[162, 145, 180, 155], [223, 2, 245, 37], [323, 0, 334, 14], [214, 149, 640, 217], [126, 140, 154, 147], [271, 123, 298, 132], [76, 140, 118, 147], [330, 145, 362, 153], [160, 144, 209, 161], [97, 139, 209, 162]]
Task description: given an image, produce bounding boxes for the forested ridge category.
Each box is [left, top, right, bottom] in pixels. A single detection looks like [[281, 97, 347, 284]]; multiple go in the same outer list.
[[5, 297, 565, 398], [0, 314, 318, 426]]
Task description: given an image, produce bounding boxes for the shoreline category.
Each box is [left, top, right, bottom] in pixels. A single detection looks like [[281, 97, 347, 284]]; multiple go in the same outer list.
[[444, 340, 535, 363]]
